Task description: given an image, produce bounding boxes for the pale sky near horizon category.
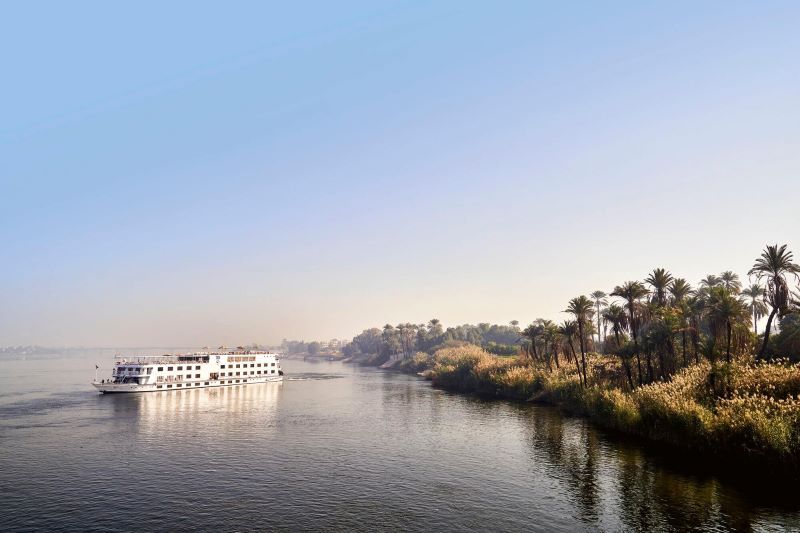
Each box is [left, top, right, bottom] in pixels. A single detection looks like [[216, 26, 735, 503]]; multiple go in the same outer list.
[[2, 1, 799, 347]]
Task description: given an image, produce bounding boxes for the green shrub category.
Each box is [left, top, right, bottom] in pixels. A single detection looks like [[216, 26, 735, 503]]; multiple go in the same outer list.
[[397, 352, 435, 373]]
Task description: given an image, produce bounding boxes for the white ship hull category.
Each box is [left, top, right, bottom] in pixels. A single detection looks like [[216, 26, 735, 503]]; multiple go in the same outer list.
[[93, 375, 283, 393], [93, 350, 284, 394]]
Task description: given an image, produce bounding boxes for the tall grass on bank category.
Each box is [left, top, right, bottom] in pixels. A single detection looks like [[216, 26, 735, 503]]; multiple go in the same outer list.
[[425, 345, 800, 473]]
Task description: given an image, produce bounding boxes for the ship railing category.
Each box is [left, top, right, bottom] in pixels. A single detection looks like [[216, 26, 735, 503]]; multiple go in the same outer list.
[[111, 353, 282, 365], [113, 356, 210, 365]]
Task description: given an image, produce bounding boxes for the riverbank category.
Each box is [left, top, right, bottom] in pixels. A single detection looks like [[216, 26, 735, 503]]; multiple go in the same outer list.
[[354, 345, 800, 479]]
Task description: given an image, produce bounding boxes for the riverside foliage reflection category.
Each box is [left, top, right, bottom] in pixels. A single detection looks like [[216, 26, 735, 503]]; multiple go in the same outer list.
[[1, 357, 799, 531], [522, 403, 799, 531]]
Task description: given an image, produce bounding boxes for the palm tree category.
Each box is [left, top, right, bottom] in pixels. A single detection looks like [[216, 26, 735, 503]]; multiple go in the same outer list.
[[541, 320, 559, 369], [396, 323, 418, 358], [602, 303, 633, 388], [649, 307, 681, 377], [707, 287, 748, 363], [700, 274, 721, 289], [382, 324, 400, 356], [720, 271, 742, 294], [558, 320, 583, 384], [669, 278, 693, 305], [669, 278, 693, 366], [565, 296, 594, 387], [521, 323, 541, 361], [550, 327, 565, 370], [611, 281, 649, 385], [645, 268, 674, 307], [686, 295, 704, 364], [590, 290, 608, 353], [741, 284, 768, 335], [535, 319, 552, 370], [748, 244, 800, 359]]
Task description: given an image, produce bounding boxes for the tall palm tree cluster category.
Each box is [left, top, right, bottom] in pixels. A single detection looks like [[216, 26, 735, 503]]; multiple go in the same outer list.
[[520, 244, 800, 389]]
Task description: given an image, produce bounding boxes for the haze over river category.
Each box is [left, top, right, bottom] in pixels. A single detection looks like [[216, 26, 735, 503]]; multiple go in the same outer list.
[[1, 352, 798, 531]]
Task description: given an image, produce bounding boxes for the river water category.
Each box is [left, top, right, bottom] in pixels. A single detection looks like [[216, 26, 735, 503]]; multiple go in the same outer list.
[[1, 351, 799, 532]]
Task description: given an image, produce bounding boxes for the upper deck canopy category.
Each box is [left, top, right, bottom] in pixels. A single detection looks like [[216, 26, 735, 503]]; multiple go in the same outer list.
[[112, 350, 279, 365]]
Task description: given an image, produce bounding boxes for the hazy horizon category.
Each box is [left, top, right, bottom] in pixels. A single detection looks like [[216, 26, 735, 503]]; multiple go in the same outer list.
[[2, 1, 799, 347]]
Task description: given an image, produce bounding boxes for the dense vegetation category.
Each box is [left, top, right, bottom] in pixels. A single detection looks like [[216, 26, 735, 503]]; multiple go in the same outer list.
[[424, 346, 800, 474], [343, 244, 800, 474], [342, 320, 522, 364]]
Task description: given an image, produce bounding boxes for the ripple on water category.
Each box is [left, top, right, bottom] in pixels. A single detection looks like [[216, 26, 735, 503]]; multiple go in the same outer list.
[[1, 359, 799, 532]]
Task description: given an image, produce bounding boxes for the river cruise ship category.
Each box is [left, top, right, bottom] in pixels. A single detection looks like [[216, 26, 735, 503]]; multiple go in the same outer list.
[[93, 349, 283, 393]]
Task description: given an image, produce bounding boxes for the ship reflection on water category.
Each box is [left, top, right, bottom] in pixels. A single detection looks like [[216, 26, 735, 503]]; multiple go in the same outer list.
[[109, 381, 284, 438], [1, 357, 799, 532]]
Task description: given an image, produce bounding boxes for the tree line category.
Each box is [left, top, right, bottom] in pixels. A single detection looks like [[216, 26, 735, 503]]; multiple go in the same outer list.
[[519, 244, 800, 388], [342, 320, 523, 361], [343, 244, 800, 388]]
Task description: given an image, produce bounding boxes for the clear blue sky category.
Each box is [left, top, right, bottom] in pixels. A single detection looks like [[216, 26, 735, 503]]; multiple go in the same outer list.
[[2, 1, 799, 346]]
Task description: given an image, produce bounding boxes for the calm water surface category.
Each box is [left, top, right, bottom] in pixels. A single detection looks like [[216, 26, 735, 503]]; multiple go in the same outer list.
[[1, 351, 799, 532]]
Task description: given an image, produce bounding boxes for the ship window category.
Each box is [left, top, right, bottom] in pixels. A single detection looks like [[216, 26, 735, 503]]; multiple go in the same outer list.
[[177, 384, 182, 387], [257, 371, 261, 375], [272, 370, 275, 374], [204, 382, 209, 385], [250, 371, 255, 375], [236, 364, 240, 368], [257, 363, 262, 367], [158, 367, 163, 371], [168, 366, 173, 371], [195, 374, 200, 378], [235, 372, 240, 376], [271, 363, 276, 366], [250, 364, 255, 368], [195, 366, 201, 370], [220, 365, 226, 369], [157, 385, 163, 389], [177, 366, 183, 370], [167, 384, 173, 388], [235, 379, 240, 383], [147, 368, 153, 374]]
